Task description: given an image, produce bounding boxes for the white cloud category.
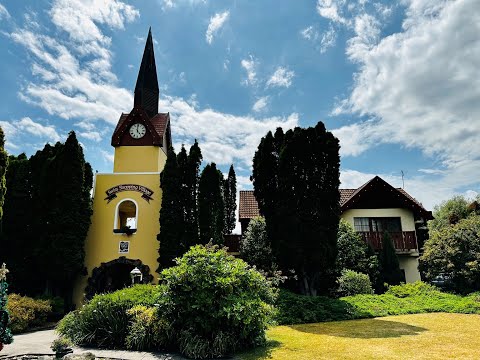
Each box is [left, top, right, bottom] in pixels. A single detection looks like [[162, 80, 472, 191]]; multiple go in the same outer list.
[[78, 131, 102, 142], [50, 0, 139, 44], [205, 11, 229, 45], [101, 149, 114, 163], [320, 26, 337, 53], [1, 117, 61, 145], [300, 26, 318, 41], [332, 0, 480, 207], [317, 0, 348, 24], [241, 56, 257, 86], [252, 97, 269, 112], [266, 67, 295, 88], [0, 3, 10, 20], [160, 95, 298, 167], [301, 25, 337, 53]]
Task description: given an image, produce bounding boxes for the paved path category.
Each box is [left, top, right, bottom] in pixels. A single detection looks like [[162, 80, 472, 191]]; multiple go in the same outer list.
[[0, 329, 185, 359]]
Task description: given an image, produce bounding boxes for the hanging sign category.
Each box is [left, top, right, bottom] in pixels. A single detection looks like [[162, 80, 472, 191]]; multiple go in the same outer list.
[[104, 184, 154, 203]]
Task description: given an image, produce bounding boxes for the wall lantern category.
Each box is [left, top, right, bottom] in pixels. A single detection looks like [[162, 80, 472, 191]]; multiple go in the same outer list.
[[130, 267, 143, 285]]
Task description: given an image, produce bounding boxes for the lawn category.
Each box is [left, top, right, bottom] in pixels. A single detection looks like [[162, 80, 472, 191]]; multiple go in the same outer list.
[[238, 313, 480, 360]]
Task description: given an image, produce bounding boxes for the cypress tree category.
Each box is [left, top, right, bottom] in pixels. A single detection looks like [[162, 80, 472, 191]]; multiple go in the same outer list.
[[252, 122, 340, 296], [183, 140, 202, 248], [198, 163, 225, 245], [379, 232, 404, 287], [223, 164, 237, 234], [177, 146, 189, 251], [0, 127, 7, 221], [0, 154, 34, 295], [47, 131, 92, 307], [157, 147, 182, 271]]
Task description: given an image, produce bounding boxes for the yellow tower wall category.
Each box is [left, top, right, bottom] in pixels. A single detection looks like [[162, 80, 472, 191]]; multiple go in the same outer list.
[[114, 146, 167, 173], [73, 171, 162, 306]]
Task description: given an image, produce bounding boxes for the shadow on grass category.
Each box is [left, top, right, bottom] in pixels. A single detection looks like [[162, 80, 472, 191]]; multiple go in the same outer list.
[[235, 339, 282, 360], [290, 318, 427, 339]]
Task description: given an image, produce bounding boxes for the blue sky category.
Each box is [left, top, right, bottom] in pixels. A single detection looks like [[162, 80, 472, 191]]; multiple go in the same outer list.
[[0, 0, 479, 211]]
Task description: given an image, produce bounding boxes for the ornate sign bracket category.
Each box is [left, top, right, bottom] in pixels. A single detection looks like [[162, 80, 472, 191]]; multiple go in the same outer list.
[[104, 184, 154, 203]]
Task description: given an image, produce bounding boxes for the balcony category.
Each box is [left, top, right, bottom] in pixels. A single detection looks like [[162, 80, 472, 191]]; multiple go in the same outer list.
[[357, 231, 418, 252]]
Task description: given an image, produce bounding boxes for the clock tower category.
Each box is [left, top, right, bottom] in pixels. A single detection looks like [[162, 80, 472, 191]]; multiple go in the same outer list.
[[73, 29, 170, 306]]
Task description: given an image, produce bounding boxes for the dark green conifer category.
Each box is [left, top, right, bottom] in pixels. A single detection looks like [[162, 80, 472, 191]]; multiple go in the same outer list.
[[223, 164, 237, 234], [198, 163, 225, 245], [157, 147, 181, 271], [379, 232, 404, 286], [0, 127, 8, 220]]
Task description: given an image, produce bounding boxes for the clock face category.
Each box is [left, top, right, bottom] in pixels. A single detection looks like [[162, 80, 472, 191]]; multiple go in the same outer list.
[[129, 123, 146, 139]]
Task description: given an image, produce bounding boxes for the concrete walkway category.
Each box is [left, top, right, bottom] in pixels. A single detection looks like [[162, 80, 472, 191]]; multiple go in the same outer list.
[[0, 329, 185, 359]]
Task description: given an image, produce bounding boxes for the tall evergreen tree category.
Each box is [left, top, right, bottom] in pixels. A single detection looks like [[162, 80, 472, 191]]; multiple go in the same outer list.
[[198, 163, 225, 245], [176, 146, 189, 251], [183, 140, 202, 248], [0, 154, 35, 295], [223, 164, 237, 234], [0, 127, 8, 221], [157, 147, 182, 271], [47, 132, 93, 308], [379, 232, 404, 287], [252, 122, 340, 296]]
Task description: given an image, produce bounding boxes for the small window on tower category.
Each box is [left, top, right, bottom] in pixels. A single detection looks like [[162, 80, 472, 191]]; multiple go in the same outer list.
[[114, 200, 138, 234]]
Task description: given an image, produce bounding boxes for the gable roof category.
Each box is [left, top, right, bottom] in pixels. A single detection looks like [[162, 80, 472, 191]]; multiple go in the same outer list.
[[239, 190, 260, 220], [111, 107, 170, 147], [238, 176, 433, 221]]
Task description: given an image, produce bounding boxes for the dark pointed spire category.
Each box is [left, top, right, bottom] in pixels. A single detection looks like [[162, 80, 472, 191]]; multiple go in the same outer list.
[[134, 27, 159, 118]]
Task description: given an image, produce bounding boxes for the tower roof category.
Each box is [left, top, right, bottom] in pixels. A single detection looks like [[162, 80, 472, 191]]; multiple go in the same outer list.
[[134, 27, 159, 118]]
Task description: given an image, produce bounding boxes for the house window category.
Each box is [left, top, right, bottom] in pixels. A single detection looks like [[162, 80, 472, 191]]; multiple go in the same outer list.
[[354, 217, 402, 232], [114, 199, 138, 233]]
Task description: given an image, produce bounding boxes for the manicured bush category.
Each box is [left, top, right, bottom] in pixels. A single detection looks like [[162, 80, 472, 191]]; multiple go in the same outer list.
[[7, 294, 52, 333], [0, 263, 13, 346], [337, 270, 373, 297], [158, 244, 277, 359], [56, 284, 161, 348]]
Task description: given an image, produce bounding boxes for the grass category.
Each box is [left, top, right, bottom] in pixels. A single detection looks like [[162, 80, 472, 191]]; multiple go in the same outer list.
[[238, 313, 480, 360]]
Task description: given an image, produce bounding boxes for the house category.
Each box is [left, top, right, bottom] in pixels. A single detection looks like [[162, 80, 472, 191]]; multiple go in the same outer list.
[[238, 176, 433, 283]]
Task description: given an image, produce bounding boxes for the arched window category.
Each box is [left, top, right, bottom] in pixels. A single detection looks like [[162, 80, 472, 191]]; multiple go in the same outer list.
[[114, 199, 138, 234]]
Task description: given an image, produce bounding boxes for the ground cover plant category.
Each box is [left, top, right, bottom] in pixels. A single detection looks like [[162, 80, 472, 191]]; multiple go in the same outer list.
[[276, 282, 480, 325]]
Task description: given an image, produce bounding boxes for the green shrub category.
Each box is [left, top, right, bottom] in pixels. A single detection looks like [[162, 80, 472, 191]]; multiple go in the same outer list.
[[158, 244, 277, 359], [56, 284, 161, 348], [276, 282, 480, 325], [337, 270, 373, 297], [51, 337, 72, 352], [275, 290, 354, 325], [125, 305, 171, 351], [36, 295, 64, 319], [7, 294, 52, 333], [385, 281, 439, 298]]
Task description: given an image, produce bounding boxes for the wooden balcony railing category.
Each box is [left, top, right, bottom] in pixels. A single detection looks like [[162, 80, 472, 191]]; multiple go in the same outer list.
[[357, 231, 418, 251]]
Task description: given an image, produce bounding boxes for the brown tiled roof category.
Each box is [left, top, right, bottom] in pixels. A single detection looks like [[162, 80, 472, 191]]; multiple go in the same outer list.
[[113, 113, 129, 134], [340, 189, 355, 206], [397, 188, 426, 210], [238, 177, 432, 220], [239, 190, 260, 219], [150, 113, 169, 136]]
